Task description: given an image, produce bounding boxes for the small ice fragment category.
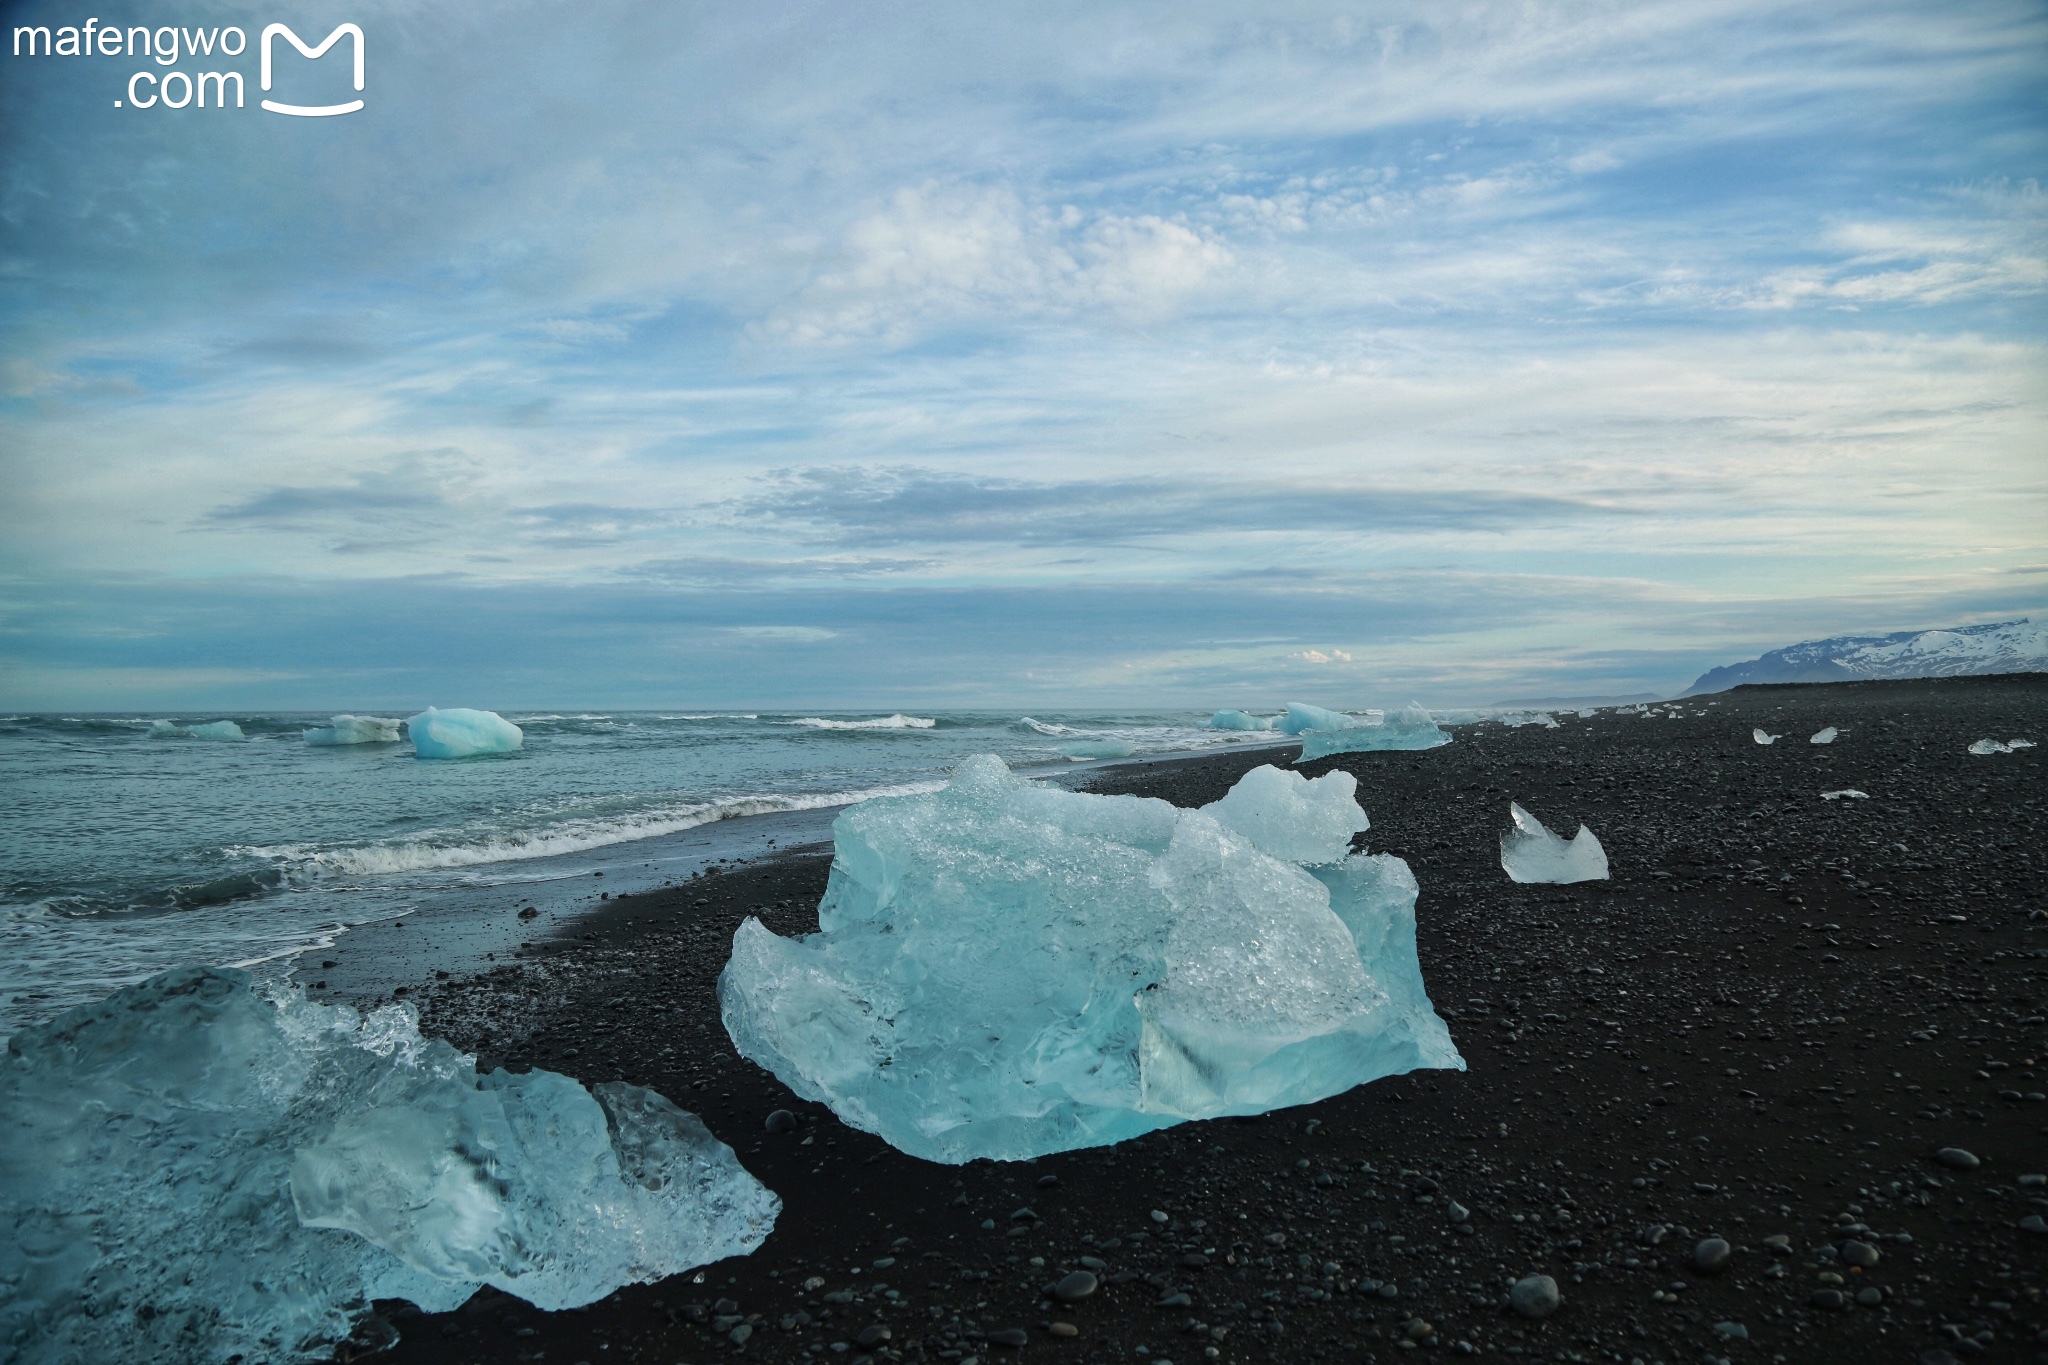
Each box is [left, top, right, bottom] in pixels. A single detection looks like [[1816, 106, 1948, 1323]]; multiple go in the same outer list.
[[1209, 709, 1279, 731], [1296, 702, 1451, 762], [1753, 728, 1779, 745], [1820, 789, 1870, 800], [0, 967, 776, 1364], [407, 707, 523, 758], [1498, 802, 1609, 884], [2009, 738, 2037, 749], [146, 719, 246, 740], [717, 756, 1461, 1163], [1809, 727, 1838, 745], [1967, 738, 2015, 755], [1577, 708, 1596, 718], [305, 715, 403, 746]]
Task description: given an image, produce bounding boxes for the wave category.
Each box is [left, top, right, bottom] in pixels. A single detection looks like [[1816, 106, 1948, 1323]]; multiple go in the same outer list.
[[661, 714, 759, 721], [1018, 717, 1081, 736], [231, 780, 945, 878], [784, 715, 936, 730]]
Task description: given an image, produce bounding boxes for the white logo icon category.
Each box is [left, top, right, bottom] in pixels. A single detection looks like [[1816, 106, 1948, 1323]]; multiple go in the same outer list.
[[260, 23, 362, 116]]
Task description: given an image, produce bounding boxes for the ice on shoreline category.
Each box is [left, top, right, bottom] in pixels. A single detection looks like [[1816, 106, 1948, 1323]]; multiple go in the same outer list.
[[1968, 738, 2035, 755], [1499, 802, 1609, 884], [718, 756, 1462, 1164], [304, 715, 403, 746], [1279, 702, 1367, 734], [1810, 726, 1839, 745], [147, 718, 245, 740], [0, 967, 777, 1364], [1296, 703, 1451, 761], [407, 707, 523, 758], [1753, 728, 1779, 745]]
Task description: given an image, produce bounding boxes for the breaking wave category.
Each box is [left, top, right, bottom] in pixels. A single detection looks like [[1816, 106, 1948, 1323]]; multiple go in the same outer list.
[[784, 715, 936, 730]]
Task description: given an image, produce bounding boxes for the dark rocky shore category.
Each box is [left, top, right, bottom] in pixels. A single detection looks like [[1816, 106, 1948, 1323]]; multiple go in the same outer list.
[[362, 674, 2047, 1365]]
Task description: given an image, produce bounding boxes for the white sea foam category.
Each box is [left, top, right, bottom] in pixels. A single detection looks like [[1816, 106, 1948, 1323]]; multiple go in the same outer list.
[[785, 715, 936, 730], [234, 781, 947, 879], [662, 714, 759, 721], [1020, 717, 1081, 735]]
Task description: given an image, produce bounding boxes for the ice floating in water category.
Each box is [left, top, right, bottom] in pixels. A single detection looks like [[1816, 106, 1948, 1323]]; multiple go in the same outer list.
[[718, 756, 1461, 1163], [304, 715, 403, 746], [0, 967, 777, 1365], [147, 718, 245, 740], [1810, 726, 1838, 745], [1058, 739, 1137, 760], [1753, 728, 1780, 745], [1821, 789, 1870, 800], [1498, 802, 1609, 884], [1209, 709, 1280, 731], [1296, 703, 1452, 762], [1968, 738, 2035, 755], [1279, 702, 1366, 735], [408, 707, 524, 759]]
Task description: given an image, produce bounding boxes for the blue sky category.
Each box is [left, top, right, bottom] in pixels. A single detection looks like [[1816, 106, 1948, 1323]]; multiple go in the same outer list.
[[2, 0, 2043, 710]]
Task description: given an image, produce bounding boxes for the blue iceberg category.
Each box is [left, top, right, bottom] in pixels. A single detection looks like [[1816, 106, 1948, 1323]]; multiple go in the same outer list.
[[304, 715, 403, 746], [0, 967, 777, 1365], [407, 707, 523, 759], [718, 756, 1462, 1164], [1499, 802, 1609, 883], [147, 719, 246, 740], [1279, 701, 1367, 734], [1295, 703, 1451, 761], [1208, 709, 1279, 730]]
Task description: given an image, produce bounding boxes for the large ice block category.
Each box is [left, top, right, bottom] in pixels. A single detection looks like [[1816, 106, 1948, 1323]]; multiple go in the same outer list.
[[1296, 703, 1451, 761], [305, 715, 404, 745], [408, 707, 524, 758], [147, 718, 246, 740], [1498, 802, 1609, 884], [718, 756, 1462, 1164], [1279, 702, 1365, 734], [0, 967, 777, 1365]]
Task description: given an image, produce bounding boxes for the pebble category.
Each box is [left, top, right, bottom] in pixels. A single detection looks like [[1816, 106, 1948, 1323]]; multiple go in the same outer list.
[[855, 1325, 892, 1346], [1510, 1275, 1561, 1319], [2019, 1215, 2048, 1235], [1855, 1287, 1884, 1306], [1048, 1321, 1078, 1337], [1446, 1201, 1471, 1223], [1693, 1237, 1731, 1274], [1150, 1209, 1170, 1224], [986, 1327, 1029, 1347], [1935, 1147, 1980, 1170], [1810, 1288, 1846, 1310], [763, 1109, 798, 1134], [1838, 1240, 1880, 1267], [1052, 1271, 1098, 1301], [1712, 1321, 1749, 1340]]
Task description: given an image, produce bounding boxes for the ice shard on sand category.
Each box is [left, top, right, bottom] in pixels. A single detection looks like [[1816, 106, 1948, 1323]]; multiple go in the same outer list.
[[0, 967, 777, 1365], [1295, 702, 1451, 761], [1498, 802, 1609, 884], [719, 756, 1462, 1164]]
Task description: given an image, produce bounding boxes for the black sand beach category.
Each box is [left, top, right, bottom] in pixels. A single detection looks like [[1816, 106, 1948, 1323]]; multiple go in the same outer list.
[[355, 675, 2046, 1365]]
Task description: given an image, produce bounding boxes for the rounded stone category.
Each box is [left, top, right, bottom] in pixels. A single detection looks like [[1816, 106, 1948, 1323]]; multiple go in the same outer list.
[[1855, 1287, 1884, 1306], [987, 1327, 1030, 1347], [1052, 1271, 1099, 1302], [1935, 1147, 1980, 1170], [1838, 1240, 1880, 1268], [1510, 1274, 1561, 1320], [1048, 1321, 1079, 1338], [855, 1325, 892, 1347], [1446, 1201, 1471, 1224], [764, 1109, 799, 1134], [1810, 1288, 1846, 1311], [1693, 1238, 1732, 1274]]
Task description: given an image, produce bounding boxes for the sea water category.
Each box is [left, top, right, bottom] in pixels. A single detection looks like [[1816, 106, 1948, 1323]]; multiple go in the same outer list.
[[0, 711, 1284, 1038]]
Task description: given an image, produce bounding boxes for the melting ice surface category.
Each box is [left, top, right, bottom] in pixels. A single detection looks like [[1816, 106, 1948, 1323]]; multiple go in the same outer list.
[[1810, 727, 1839, 745], [1279, 702, 1367, 734], [407, 707, 524, 758], [1753, 729, 1780, 745], [147, 719, 245, 740], [0, 967, 777, 1365], [719, 756, 1462, 1164], [1499, 802, 1609, 884], [304, 715, 404, 746], [1296, 703, 1451, 762], [1209, 709, 1280, 731]]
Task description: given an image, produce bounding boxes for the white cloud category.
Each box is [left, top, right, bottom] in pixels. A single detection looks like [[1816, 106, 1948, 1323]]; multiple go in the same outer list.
[[1290, 649, 1354, 663]]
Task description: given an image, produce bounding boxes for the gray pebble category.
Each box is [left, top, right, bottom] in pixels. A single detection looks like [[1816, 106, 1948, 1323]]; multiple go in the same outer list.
[[1052, 1271, 1098, 1301], [2019, 1214, 2048, 1235], [764, 1109, 798, 1134], [1446, 1200, 1471, 1223], [1810, 1288, 1845, 1310], [1838, 1240, 1879, 1267], [1935, 1147, 1980, 1170], [1854, 1287, 1883, 1306], [855, 1325, 892, 1346], [1693, 1238, 1731, 1274], [1510, 1274, 1560, 1320]]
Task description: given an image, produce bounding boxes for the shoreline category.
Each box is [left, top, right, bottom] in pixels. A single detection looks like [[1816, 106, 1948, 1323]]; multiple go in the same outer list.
[[362, 672, 2046, 1365]]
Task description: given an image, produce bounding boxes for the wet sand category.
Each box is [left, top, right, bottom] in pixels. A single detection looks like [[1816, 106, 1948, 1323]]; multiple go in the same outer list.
[[355, 673, 2047, 1365]]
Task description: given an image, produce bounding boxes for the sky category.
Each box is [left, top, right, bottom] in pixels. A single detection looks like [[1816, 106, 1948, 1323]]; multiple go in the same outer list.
[[2, 0, 2043, 711]]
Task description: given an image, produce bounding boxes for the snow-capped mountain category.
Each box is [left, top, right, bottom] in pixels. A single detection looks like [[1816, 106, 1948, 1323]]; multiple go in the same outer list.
[[1683, 619, 2048, 695]]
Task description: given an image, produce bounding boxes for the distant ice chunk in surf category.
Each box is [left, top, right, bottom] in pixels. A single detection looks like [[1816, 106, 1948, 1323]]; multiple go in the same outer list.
[[1499, 802, 1609, 884], [1280, 702, 1366, 735], [147, 719, 245, 740], [0, 967, 776, 1365], [717, 756, 1462, 1164], [1968, 738, 2034, 755], [304, 715, 403, 746], [1753, 728, 1780, 745], [1809, 726, 1838, 745], [1821, 789, 1870, 800], [1208, 709, 1279, 731], [1296, 703, 1451, 762], [407, 707, 523, 758]]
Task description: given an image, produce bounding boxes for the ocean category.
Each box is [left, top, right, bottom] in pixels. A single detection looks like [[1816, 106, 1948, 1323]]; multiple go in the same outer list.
[[0, 709, 1289, 1038]]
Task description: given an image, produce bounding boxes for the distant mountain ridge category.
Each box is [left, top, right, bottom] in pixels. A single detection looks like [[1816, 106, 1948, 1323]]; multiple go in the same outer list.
[[1682, 618, 2048, 695]]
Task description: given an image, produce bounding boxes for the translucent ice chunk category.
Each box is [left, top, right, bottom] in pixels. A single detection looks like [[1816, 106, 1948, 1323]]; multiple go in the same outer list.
[[0, 967, 776, 1365], [1209, 709, 1279, 731], [1296, 703, 1451, 762], [305, 715, 403, 746], [147, 718, 246, 740], [1753, 729, 1780, 745], [1821, 789, 1870, 800], [1809, 726, 1838, 745], [718, 756, 1461, 1163], [1968, 738, 2009, 755], [408, 707, 524, 758], [2011, 738, 2038, 749], [1498, 802, 1609, 884], [1280, 702, 1364, 734]]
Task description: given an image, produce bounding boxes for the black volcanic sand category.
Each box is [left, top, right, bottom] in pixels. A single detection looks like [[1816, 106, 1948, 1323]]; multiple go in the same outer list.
[[361, 674, 2046, 1365]]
